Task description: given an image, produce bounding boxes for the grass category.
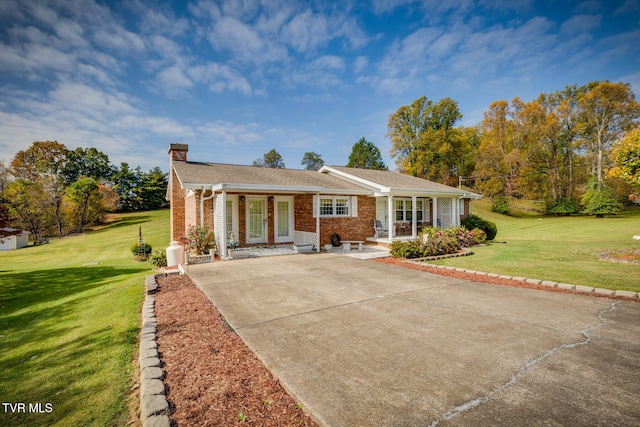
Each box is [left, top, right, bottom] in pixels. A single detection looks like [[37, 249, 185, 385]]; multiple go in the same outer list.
[[430, 199, 640, 292], [0, 209, 169, 426]]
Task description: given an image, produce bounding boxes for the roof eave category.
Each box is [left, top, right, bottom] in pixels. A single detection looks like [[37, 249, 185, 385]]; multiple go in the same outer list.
[[319, 165, 389, 193], [200, 183, 371, 195]]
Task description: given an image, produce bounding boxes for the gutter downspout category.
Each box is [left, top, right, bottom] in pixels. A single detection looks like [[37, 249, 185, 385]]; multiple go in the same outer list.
[[200, 186, 215, 227]]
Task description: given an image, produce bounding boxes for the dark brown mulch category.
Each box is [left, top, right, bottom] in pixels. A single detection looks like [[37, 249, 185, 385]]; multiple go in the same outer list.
[[154, 274, 318, 427], [372, 256, 638, 301]]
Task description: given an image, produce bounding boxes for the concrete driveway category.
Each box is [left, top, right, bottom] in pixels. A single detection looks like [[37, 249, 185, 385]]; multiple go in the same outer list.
[[187, 253, 640, 427]]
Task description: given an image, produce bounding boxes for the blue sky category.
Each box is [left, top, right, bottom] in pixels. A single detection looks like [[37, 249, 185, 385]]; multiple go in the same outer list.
[[1, 0, 638, 173]]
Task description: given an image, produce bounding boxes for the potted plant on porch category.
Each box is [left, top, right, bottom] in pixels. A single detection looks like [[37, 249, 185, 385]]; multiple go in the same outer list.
[[227, 232, 251, 259], [179, 225, 216, 263]]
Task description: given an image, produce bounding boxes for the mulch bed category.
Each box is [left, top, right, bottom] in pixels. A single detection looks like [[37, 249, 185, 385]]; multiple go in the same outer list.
[[154, 274, 318, 426], [372, 257, 638, 301]]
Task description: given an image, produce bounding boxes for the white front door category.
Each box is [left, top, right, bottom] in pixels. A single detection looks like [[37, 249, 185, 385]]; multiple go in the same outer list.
[[376, 199, 388, 231], [274, 196, 294, 243], [246, 197, 267, 244]]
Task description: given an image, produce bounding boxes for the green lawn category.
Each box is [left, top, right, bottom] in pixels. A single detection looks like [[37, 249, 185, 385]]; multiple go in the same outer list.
[[430, 200, 640, 292], [0, 209, 169, 426]]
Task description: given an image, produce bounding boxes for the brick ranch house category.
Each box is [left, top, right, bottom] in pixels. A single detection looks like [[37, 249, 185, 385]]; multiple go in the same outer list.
[[168, 144, 481, 258]]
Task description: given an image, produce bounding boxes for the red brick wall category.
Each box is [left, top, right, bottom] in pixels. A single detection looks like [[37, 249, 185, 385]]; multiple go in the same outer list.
[[462, 198, 471, 219], [294, 194, 376, 245], [169, 166, 186, 241], [169, 145, 188, 242]]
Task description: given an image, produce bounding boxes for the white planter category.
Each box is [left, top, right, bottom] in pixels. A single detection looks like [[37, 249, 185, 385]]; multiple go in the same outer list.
[[229, 249, 251, 259], [293, 244, 314, 253]]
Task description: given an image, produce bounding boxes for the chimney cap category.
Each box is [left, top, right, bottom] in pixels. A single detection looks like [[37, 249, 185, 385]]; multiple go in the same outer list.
[[169, 143, 188, 153]]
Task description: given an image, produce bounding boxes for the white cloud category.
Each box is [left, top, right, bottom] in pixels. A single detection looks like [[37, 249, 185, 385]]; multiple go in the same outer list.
[[0, 80, 195, 170], [614, 0, 640, 15], [208, 16, 287, 64], [155, 64, 194, 96], [287, 55, 346, 88], [371, 0, 415, 14], [560, 14, 601, 35], [283, 9, 331, 52], [191, 62, 252, 95], [196, 120, 263, 145], [354, 56, 368, 73]]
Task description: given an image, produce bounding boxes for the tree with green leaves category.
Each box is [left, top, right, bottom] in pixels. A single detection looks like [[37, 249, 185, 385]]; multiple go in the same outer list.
[[111, 163, 143, 211], [139, 167, 168, 210], [387, 96, 470, 185], [346, 138, 387, 170], [253, 149, 285, 168], [61, 147, 113, 186], [609, 126, 640, 203], [301, 152, 324, 171], [473, 99, 532, 197], [66, 177, 100, 232], [11, 141, 69, 235], [581, 178, 619, 217], [3, 179, 48, 241]]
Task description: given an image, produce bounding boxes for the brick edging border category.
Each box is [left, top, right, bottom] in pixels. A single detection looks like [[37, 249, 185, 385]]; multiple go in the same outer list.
[[405, 260, 639, 299], [139, 275, 170, 427]]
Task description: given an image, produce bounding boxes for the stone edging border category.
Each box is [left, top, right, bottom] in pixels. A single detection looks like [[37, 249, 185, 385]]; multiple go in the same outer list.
[[139, 275, 170, 427], [405, 260, 639, 299]]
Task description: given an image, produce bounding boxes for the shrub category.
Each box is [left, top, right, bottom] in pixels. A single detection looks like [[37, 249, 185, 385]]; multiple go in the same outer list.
[[148, 249, 167, 268], [469, 228, 487, 244], [491, 195, 511, 215], [130, 242, 152, 257], [545, 198, 579, 216], [390, 240, 419, 259], [581, 178, 620, 217], [461, 214, 497, 241], [390, 226, 485, 259], [179, 224, 216, 255]]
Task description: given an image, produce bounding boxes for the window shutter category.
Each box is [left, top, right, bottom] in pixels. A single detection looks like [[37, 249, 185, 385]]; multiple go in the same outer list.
[[351, 196, 358, 217], [313, 195, 318, 218]]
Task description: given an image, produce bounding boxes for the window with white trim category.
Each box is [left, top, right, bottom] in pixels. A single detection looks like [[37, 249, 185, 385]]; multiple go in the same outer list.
[[395, 198, 429, 222], [319, 196, 350, 217], [395, 199, 412, 221]]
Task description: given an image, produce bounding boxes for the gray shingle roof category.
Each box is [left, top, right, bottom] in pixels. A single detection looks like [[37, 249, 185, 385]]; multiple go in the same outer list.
[[323, 166, 474, 195], [172, 161, 480, 198], [173, 161, 367, 192]]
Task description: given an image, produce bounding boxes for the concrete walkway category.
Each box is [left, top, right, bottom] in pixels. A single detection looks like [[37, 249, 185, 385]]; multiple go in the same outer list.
[[188, 253, 640, 427]]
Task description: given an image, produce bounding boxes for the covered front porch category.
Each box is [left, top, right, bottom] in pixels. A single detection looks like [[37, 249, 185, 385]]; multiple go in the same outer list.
[[367, 194, 468, 244]]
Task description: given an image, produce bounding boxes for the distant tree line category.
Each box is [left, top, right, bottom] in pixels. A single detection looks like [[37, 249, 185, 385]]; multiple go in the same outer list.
[[386, 81, 640, 215], [254, 137, 387, 171], [257, 81, 639, 216], [0, 141, 167, 240]]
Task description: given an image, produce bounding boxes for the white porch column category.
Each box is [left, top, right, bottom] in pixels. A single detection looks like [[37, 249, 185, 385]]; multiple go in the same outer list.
[[316, 192, 320, 252], [387, 195, 394, 238], [432, 197, 438, 228], [411, 196, 417, 239]]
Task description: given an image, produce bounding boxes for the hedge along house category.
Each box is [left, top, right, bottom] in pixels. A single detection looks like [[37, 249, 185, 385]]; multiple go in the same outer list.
[[168, 144, 480, 258]]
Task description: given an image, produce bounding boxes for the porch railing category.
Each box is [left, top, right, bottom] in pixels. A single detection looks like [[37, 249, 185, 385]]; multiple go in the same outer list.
[[293, 230, 319, 248]]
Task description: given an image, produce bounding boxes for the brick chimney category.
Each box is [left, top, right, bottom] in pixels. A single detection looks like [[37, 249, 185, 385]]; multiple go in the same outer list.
[[169, 143, 188, 162], [168, 144, 188, 241]]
